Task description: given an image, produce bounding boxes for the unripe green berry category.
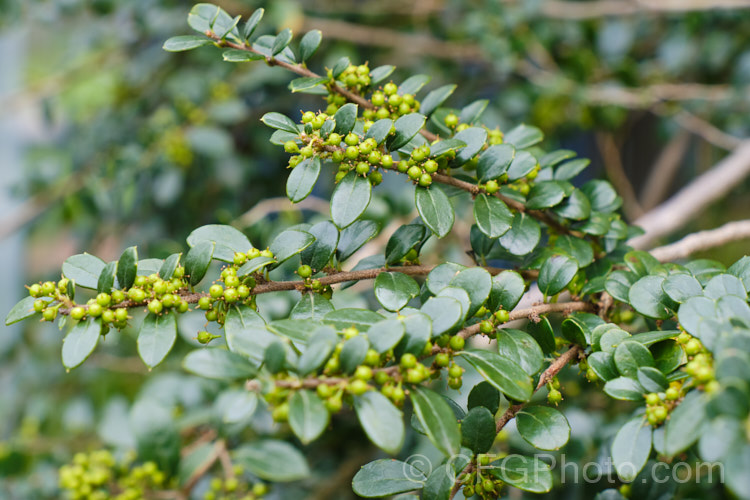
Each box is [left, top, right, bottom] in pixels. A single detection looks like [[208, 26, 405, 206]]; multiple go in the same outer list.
[[302, 111, 315, 123], [665, 387, 680, 400], [383, 82, 397, 95], [448, 363, 463, 378], [284, 140, 299, 153], [369, 171, 383, 185], [33, 299, 46, 313], [147, 299, 163, 315], [548, 388, 563, 405], [685, 338, 702, 356], [645, 393, 661, 405], [197, 331, 213, 344], [364, 349, 380, 366], [449, 335, 465, 351], [406, 166, 422, 180], [480, 320, 494, 335], [435, 352, 451, 367], [677, 332, 691, 344], [223, 288, 239, 303], [29, 284, 42, 297], [418, 173, 432, 187], [381, 155, 393, 168], [444, 113, 459, 128], [70, 306, 85, 320], [41, 281, 55, 296], [198, 296, 212, 310], [115, 308, 128, 322], [101, 309, 115, 324], [356, 161, 370, 175], [423, 159, 438, 173], [316, 383, 333, 399], [485, 180, 499, 194], [371, 92, 385, 106], [400, 353, 417, 369], [348, 379, 369, 395], [344, 133, 359, 146], [494, 309, 510, 323], [205, 309, 218, 322], [88, 303, 103, 317], [209, 284, 223, 299], [43, 307, 58, 322], [327, 132, 342, 145], [405, 368, 424, 384], [354, 365, 373, 381], [128, 288, 146, 303], [367, 150, 381, 165], [448, 377, 462, 389], [224, 275, 240, 288]]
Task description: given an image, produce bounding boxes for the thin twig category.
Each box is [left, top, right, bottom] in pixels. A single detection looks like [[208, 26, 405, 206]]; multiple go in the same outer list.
[[639, 130, 691, 211], [595, 132, 643, 220], [649, 219, 750, 262], [539, 0, 750, 20]]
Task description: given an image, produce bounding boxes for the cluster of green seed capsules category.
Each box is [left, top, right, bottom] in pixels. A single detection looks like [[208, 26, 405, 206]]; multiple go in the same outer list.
[[203, 470, 268, 500], [678, 331, 719, 393], [196, 248, 275, 327], [363, 82, 420, 121], [58, 450, 165, 500], [462, 456, 506, 499], [644, 380, 684, 426]]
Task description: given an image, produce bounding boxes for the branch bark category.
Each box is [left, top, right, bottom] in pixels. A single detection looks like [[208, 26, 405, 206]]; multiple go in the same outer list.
[[649, 219, 750, 262], [629, 140, 750, 249]]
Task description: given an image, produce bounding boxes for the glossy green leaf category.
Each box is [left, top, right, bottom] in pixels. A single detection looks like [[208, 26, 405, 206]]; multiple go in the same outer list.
[[429, 138, 466, 157], [420, 296, 463, 337], [637, 367, 668, 392], [611, 417, 652, 481], [97, 261, 117, 293], [367, 318, 405, 354], [331, 172, 372, 229], [605, 270, 637, 303], [158, 253, 181, 280], [271, 28, 293, 55], [582, 180, 622, 213], [467, 381, 500, 415], [385, 224, 428, 265], [333, 103, 357, 135], [496, 329, 544, 376], [410, 387, 461, 457], [664, 391, 707, 456], [300, 221, 338, 271], [323, 308, 383, 332], [5, 296, 46, 325], [488, 271, 525, 311], [498, 212, 541, 256], [339, 335, 369, 374], [527, 316, 556, 354], [298, 29, 321, 61], [661, 274, 702, 303], [488, 454, 552, 493], [336, 220, 379, 262], [289, 390, 329, 445], [506, 151, 538, 181], [624, 250, 661, 278], [354, 391, 404, 454], [62, 253, 106, 290], [396, 312, 432, 357], [233, 440, 310, 482], [260, 112, 299, 134], [629, 276, 673, 319], [369, 65, 395, 84], [449, 267, 492, 317], [399, 74, 430, 95], [473, 194, 513, 239], [460, 406, 495, 454], [526, 181, 567, 210], [504, 123, 543, 149], [163, 35, 211, 52], [269, 229, 315, 264], [416, 186, 454, 238], [459, 99, 489, 124], [187, 224, 252, 262], [182, 348, 258, 380], [286, 157, 321, 203], [222, 49, 264, 62], [243, 8, 264, 39], [116, 246, 138, 290], [651, 340, 686, 374], [452, 127, 487, 165], [588, 351, 619, 381], [62, 319, 101, 370], [603, 377, 644, 401], [516, 406, 570, 450], [297, 326, 338, 375], [554, 158, 590, 180], [554, 235, 594, 267], [553, 188, 591, 220], [388, 113, 426, 150], [374, 272, 419, 312], [460, 349, 533, 402], [138, 312, 177, 369], [420, 84, 457, 116], [704, 273, 746, 300], [614, 341, 655, 379], [728, 256, 750, 291], [477, 144, 515, 182], [538, 255, 578, 296], [352, 459, 426, 497], [184, 241, 214, 286]]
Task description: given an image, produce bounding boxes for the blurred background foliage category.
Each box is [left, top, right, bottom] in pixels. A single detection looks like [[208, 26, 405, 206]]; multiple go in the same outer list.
[[1, 0, 749, 498]]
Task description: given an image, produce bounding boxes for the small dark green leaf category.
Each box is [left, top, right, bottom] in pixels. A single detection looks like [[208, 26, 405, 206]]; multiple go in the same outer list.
[[236, 256, 275, 277], [269, 229, 315, 264], [460, 350, 533, 402], [243, 8, 264, 39], [449, 267, 492, 317], [339, 336, 369, 374], [374, 272, 419, 312], [661, 274, 702, 303], [62, 253, 106, 290], [516, 406, 570, 450], [614, 341, 655, 378], [184, 241, 214, 286], [526, 181, 567, 210], [459, 99, 489, 124], [5, 296, 46, 325], [331, 172, 372, 229], [163, 35, 211, 52], [664, 391, 707, 456], [223, 49, 264, 62], [297, 326, 339, 375], [354, 391, 405, 454], [289, 76, 328, 93], [271, 28, 293, 55], [477, 144, 515, 182], [506, 151, 539, 181], [605, 270, 637, 303], [488, 271, 526, 311], [323, 308, 384, 332], [599, 328, 632, 353], [62, 319, 101, 369], [553, 188, 591, 220], [182, 348, 258, 380], [117, 246, 138, 290], [629, 276, 673, 319], [369, 65, 395, 84], [187, 224, 252, 262], [298, 29, 322, 61], [138, 313, 177, 369], [582, 180, 622, 213], [286, 157, 321, 203], [611, 417, 652, 481], [420, 84, 457, 116], [300, 221, 338, 271], [488, 455, 552, 493], [388, 113, 426, 150], [538, 255, 578, 296], [603, 377, 644, 401], [333, 103, 358, 135], [396, 312, 432, 357], [540, 149, 576, 168], [367, 318, 405, 353], [504, 124, 543, 149], [158, 253, 181, 280], [233, 440, 310, 482], [224, 306, 272, 366], [452, 127, 487, 166], [651, 340, 686, 374], [399, 74, 431, 95], [260, 112, 299, 134], [461, 406, 495, 454], [588, 351, 619, 381], [420, 296, 463, 337], [473, 194, 512, 239], [337, 220, 380, 262], [496, 329, 544, 376], [637, 367, 668, 392], [97, 261, 118, 293], [554, 158, 590, 180], [498, 212, 541, 256], [467, 381, 500, 414], [352, 459, 426, 497], [410, 387, 461, 457], [704, 273, 747, 300], [289, 390, 329, 444], [385, 224, 428, 265], [364, 118, 393, 144], [527, 316, 556, 354], [554, 235, 594, 267]]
